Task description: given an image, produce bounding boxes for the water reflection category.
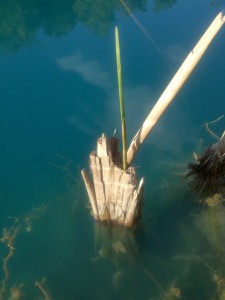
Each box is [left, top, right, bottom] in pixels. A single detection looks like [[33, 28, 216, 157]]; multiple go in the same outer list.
[[153, 0, 177, 11], [1, 0, 222, 52], [0, 0, 148, 51]]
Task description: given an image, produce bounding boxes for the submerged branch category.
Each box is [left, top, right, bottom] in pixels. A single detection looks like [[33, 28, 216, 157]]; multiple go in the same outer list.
[[35, 278, 51, 300]]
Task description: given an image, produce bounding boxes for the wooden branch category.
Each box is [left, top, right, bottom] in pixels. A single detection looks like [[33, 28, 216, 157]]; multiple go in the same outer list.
[[127, 12, 225, 165]]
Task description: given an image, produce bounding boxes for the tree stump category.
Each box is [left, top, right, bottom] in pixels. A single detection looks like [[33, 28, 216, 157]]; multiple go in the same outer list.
[[81, 133, 144, 227]]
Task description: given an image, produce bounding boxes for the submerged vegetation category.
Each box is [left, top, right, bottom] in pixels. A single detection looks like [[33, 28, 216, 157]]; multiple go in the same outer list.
[[186, 122, 225, 194], [0, 137, 225, 299], [0, 204, 49, 300]]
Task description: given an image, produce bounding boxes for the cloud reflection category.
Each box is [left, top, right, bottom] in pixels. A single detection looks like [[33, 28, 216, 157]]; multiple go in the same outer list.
[[67, 97, 105, 136], [57, 52, 200, 156], [57, 53, 111, 89], [106, 81, 200, 155], [164, 44, 187, 64]]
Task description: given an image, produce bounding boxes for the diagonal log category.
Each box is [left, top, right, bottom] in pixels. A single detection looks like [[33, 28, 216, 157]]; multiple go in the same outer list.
[[127, 12, 225, 165]]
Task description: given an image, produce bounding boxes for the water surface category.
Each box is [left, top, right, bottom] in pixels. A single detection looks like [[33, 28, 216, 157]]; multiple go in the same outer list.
[[0, 1, 225, 299]]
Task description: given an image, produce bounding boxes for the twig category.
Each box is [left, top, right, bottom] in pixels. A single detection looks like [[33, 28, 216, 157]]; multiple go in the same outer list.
[[35, 278, 51, 300], [205, 115, 224, 140], [119, 0, 165, 60], [0, 226, 19, 297]]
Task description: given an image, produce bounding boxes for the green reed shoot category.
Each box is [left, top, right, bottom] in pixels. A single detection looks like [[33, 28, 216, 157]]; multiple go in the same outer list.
[[115, 26, 127, 170]]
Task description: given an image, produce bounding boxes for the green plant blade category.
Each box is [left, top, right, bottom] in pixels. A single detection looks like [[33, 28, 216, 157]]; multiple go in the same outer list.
[[115, 26, 127, 170]]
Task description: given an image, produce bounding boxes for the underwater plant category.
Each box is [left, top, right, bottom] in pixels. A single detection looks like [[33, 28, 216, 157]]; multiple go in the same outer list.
[[186, 133, 225, 192], [0, 204, 48, 300]]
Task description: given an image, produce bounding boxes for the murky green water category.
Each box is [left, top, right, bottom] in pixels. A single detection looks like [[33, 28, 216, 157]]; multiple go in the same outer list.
[[0, 0, 225, 299]]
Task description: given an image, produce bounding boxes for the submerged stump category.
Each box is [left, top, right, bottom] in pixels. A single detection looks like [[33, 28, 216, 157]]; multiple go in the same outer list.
[[81, 134, 144, 227]]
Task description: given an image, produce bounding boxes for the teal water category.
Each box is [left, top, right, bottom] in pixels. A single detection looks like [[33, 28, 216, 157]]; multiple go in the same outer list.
[[0, 1, 225, 299]]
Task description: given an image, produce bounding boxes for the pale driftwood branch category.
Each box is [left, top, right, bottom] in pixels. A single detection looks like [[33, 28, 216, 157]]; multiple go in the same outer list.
[[127, 12, 225, 165]]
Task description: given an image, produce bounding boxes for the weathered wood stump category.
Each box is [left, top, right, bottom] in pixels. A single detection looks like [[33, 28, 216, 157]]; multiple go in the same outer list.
[[81, 134, 144, 227]]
